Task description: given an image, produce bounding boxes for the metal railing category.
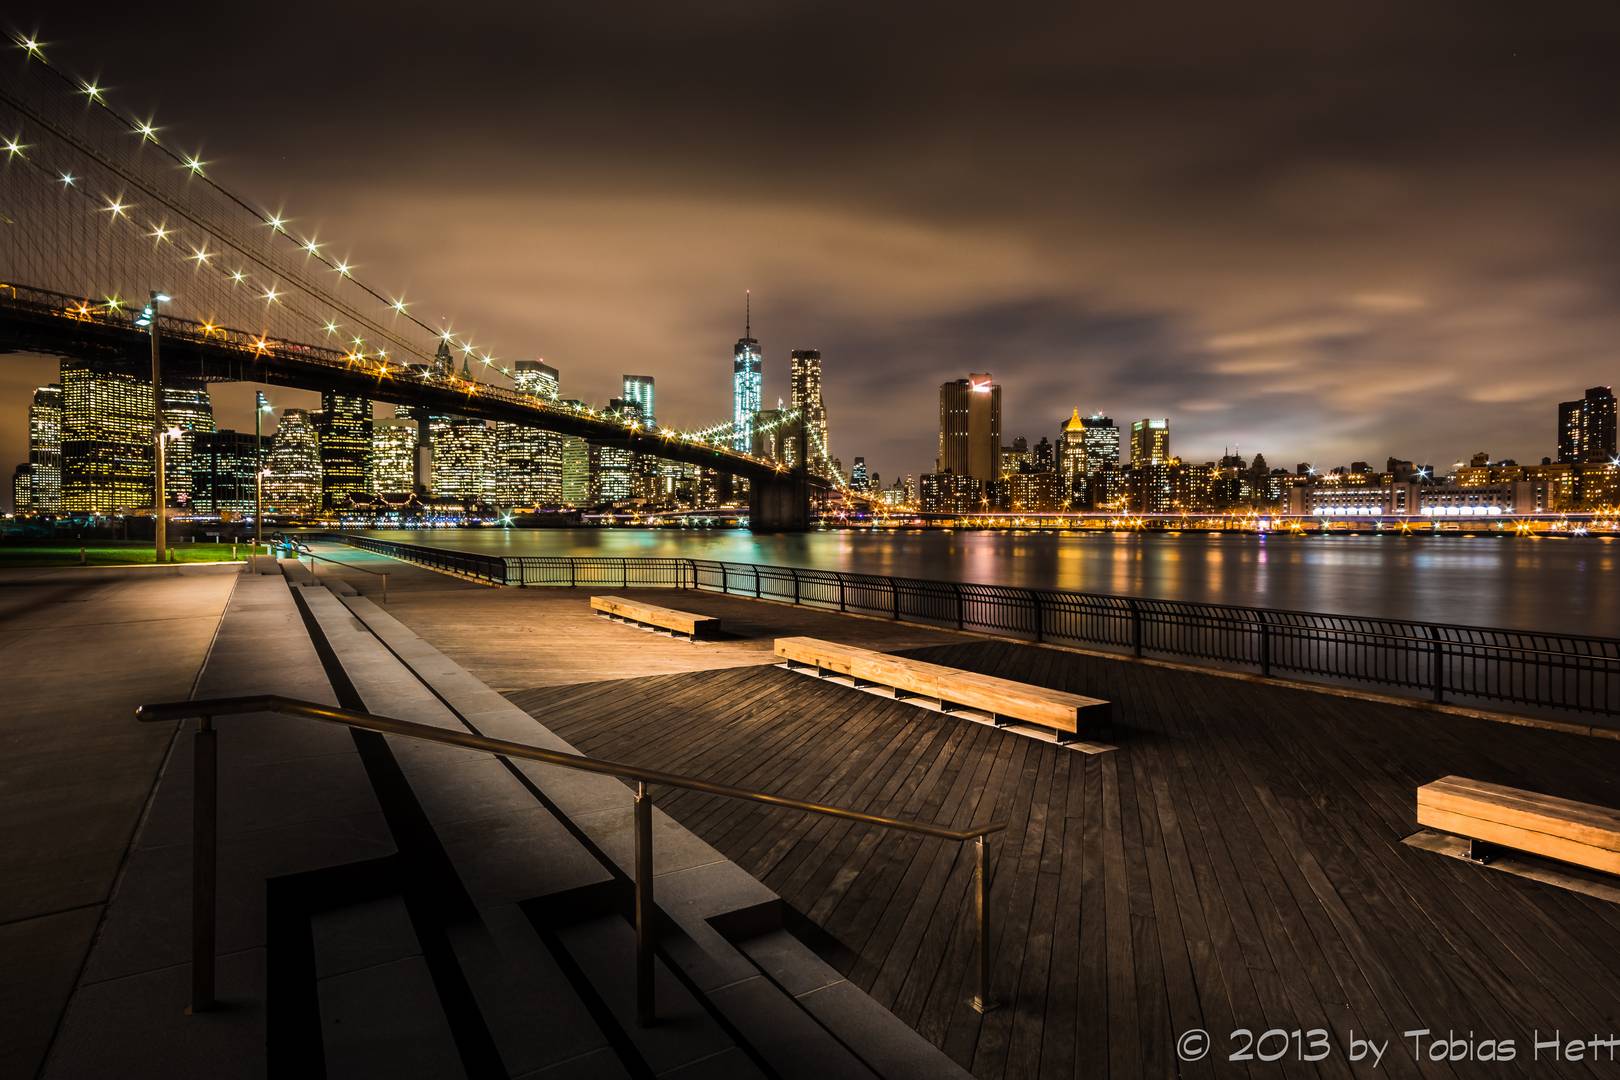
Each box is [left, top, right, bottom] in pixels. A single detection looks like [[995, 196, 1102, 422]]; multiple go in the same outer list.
[[275, 540, 391, 603], [326, 536, 1620, 719], [135, 694, 1005, 1023]]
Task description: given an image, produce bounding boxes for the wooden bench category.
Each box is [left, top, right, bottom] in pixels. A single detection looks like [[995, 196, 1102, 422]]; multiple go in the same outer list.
[[590, 595, 719, 640], [775, 636, 1110, 743], [1417, 776, 1620, 875]]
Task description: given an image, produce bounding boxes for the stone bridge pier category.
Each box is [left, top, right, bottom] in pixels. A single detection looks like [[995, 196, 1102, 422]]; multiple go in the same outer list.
[[748, 469, 811, 531]]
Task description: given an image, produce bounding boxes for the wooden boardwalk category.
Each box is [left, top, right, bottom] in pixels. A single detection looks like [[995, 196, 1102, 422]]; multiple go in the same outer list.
[[325, 552, 1620, 1078], [508, 640, 1620, 1080]]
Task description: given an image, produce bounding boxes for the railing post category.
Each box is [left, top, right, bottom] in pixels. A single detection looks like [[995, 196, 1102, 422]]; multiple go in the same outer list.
[[1029, 590, 1044, 643], [969, 835, 998, 1013], [382, 573, 389, 605], [191, 716, 218, 1014], [623, 559, 630, 589], [954, 583, 965, 629], [792, 568, 801, 606], [1128, 599, 1144, 657], [754, 565, 762, 598], [1429, 626, 1445, 703], [569, 559, 577, 589], [838, 574, 847, 613], [634, 782, 655, 1027], [1258, 613, 1271, 677], [889, 577, 900, 620]]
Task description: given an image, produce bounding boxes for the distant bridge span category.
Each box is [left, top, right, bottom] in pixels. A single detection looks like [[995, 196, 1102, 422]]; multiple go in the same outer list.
[[0, 283, 817, 528]]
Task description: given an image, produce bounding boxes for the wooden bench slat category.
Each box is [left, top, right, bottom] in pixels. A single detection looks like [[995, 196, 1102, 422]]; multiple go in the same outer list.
[[775, 636, 1109, 737], [591, 595, 718, 638], [1419, 778, 1620, 853], [1417, 805, 1620, 875]]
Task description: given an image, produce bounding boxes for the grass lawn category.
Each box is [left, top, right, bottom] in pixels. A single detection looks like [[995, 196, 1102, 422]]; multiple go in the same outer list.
[[0, 541, 248, 567]]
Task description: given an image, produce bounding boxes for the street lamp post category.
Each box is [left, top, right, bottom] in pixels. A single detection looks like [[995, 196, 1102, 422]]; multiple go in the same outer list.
[[255, 392, 271, 550], [139, 291, 172, 562]]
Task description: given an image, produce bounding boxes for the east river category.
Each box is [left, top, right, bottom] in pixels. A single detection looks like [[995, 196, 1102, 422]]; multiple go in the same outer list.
[[357, 528, 1620, 636]]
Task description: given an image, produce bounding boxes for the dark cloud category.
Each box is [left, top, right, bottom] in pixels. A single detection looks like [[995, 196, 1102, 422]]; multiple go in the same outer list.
[[5, 0, 1620, 483]]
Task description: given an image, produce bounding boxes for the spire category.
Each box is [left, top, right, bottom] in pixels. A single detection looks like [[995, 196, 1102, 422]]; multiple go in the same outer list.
[[745, 289, 751, 340]]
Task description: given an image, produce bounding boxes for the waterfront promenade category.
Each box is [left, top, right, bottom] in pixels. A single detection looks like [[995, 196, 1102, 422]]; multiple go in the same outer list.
[[307, 545, 1620, 1079], [0, 564, 239, 1077]]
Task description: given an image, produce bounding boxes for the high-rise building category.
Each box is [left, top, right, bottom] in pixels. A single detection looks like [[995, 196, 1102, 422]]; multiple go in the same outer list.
[[591, 442, 635, 504], [27, 384, 62, 512], [12, 463, 33, 514], [371, 418, 419, 496], [193, 430, 266, 513], [159, 381, 215, 509], [264, 409, 323, 516], [1560, 386, 1617, 463], [318, 392, 372, 509], [937, 374, 1002, 484], [622, 375, 656, 428], [850, 457, 869, 491], [61, 355, 153, 513], [1058, 409, 1087, 500], [561, 429, 592, 506], [1130, 419, 1170, 466], [1080, 414, 1120, 507], [920, 471, 984, 514], [732, 295, 763, 453], [494, 360, 564, 506], [434, 418, 492, 502], [1001, 436, 1030, 476], [790, 349, 829, 475]]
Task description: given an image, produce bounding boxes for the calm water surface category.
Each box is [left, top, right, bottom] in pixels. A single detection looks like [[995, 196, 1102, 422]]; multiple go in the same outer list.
[[360, 528, 1620, 635]]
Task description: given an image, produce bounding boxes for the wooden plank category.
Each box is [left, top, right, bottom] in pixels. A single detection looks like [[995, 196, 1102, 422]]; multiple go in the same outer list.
[[590, 594, 718, 636], [1419, 777, 1620, 851], [1417, 805, 1620, 875]]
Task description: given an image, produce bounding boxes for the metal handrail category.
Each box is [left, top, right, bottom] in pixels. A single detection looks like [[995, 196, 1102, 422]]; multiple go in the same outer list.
[[285, 546, 390, 603], [136, 694, 1005, 1022]]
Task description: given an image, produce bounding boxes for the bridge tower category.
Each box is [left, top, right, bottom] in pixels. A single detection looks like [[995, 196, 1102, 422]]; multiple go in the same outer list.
[[748, 415, 811, 531]]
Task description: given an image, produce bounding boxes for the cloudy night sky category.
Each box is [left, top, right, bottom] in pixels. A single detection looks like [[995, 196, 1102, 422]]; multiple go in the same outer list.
[[4, 1, 1619, 485]]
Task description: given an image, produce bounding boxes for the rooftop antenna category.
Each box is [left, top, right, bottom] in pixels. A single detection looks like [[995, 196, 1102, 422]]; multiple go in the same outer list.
[[745, 289, 751, 339]]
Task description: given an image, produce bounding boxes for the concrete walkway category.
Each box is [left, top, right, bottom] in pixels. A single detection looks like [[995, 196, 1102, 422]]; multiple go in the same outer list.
[[0, 563, 239, 1079]]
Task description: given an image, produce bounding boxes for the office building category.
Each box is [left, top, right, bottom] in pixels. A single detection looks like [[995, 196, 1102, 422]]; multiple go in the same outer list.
[[850, 457, 869, 491], [1170, 460, 1217, 512], [493, 361, 564, 506], [790, 349, 830, 476], [591, 441, 635, 504], [1079, 415, 1120, 495], [920, 471, 984, 514], [12, 463, 33, 514], [622, 375, 656, 428], [1130, 418, 1170, 466], [318, 392, 372, 509], [194, 430, 266, 514], [61, 355, 153, 513], [27, 384, 62, 512], [937, 374, 1002, 484], [561, 434, 591, 505], [1001, 436, 1030, 477], [1558, 386, 1617, 464], [1058, 409, 1087, 500], [159, 381, 215, 509], [264, 409, 323, 516], [732, 296, 763, 452], [434, 418, 493, 502], [372, 419, 419, 497], [1005, 470, 1062, 512]]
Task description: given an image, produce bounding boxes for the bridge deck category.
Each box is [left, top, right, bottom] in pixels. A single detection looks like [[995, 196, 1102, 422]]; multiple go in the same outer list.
[[325, 554, 1620, 1079]]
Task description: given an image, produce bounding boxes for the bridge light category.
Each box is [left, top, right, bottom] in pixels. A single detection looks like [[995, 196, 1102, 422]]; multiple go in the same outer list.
[[265, 212, 286, 232], [146, 222, 172, 243], [133, 118, 159, 142], [303, 237, 322, 256], [322, 320, 339, 335], [262, 286, 280, 303], [229, 269, 247, 285], [391, 297, 409, 314], [103, 197, 129, 218], [153, 292, 172, 303], [59, 171, 75, 186], [79, 80, 104, 103], [333, 260, 351, 277], [182, 154, 206, 175], [18, 37, 43, 58], [2, 136, 26, 158], [188, 245, 212, 266]]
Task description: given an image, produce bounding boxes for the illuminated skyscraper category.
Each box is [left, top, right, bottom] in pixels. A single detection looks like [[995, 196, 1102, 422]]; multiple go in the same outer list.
[[317, 392, 372, 509], [194, 430, 266, 513], [622, 374, 656, 428], [561, 434, 591, 505], [264, 409, 323, 516], [790, 349, 829, 475], [371, 418, 418, 496], [60, 355, 153, 513], [493, 361, 564, 505], [1058, 409, 1087, 498], [434, 418, 493, 502], [732, 293, 763, 452], [159, 381, 215, 509], [1130, 418, 1170, 465], [27, 384, 62, 512], [850, 457, 869, 491], [937, 374, 1001, 483], [1560, 387, 1617, 463], [12, 464, 32, 514]]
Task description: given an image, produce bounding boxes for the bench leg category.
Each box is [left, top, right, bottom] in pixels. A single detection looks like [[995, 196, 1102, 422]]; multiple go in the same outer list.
[[1054, 729, 1076, 745], [939, 700, 953, 714], [893, 687, 907, 701], [1468, 839, 1503, 865]]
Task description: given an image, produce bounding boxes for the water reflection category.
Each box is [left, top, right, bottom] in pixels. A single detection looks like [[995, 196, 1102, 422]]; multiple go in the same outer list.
[[360, 528, 1620, 635]]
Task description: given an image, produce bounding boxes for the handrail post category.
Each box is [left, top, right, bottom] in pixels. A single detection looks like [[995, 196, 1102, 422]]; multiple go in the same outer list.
[[889, 577, 900, 620], [1128, 598, 1144, 657], [754, 565, 762, 598], [1029, 590, 1044, 643], [954, 583, 965, 629], [792, 568, 801, 606], [190, 716, 218, 1014], [838, 574, 846, 613], [1258, 613, 1271, 677], [569, 558, 576, 589], [634, 782, 655, 1027], [969, 835, 998, 1013], [623, 559, 629, 589], [1429, 626, 1445, 703]]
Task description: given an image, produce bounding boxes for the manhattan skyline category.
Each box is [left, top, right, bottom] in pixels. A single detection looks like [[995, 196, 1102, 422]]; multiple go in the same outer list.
[[3, 2, 1619, 482]]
